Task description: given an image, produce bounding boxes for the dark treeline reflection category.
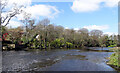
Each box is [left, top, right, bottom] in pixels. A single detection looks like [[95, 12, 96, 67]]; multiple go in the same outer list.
[[2, 19, 118, 50]]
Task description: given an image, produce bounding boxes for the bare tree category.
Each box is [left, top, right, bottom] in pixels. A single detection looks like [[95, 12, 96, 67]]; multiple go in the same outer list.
[[90, 30, 103, 38], [1, 0, 24, 27], [39, 18, 50, 26], [37, 18, 50, 49], [29, 19, 35, 30], [78, 28, 89, 34], [20, 12, 31, 32], [20, 12, 31, 43]]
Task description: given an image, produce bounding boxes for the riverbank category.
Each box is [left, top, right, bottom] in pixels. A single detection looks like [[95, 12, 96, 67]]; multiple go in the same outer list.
[[106, 47, 120, 71]]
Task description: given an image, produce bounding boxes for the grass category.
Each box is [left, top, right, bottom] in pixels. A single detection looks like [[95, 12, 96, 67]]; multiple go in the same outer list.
[[107, 47, 120, 71]]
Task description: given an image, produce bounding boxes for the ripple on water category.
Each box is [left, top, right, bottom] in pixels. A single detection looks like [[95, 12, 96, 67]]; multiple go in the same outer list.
[[65, 53, 87, 60], [2, 48, 115, 71], [27, 57, 62, 71]]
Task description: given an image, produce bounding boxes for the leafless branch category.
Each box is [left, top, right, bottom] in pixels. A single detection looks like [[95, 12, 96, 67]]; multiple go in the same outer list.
[[1, 1, 24, 27]]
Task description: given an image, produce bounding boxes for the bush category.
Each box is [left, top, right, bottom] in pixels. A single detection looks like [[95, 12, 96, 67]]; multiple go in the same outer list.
[[51, 38, 65, 48], [108, 44, 117, 47], [108, 53, 119, 67], [65, 42, 73, 48]]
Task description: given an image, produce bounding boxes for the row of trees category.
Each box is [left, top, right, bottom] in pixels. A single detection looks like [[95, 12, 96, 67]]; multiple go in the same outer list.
[[2, 18, 118, 50]]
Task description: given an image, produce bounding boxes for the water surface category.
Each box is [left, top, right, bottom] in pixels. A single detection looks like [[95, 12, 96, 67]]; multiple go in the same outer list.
[[2, 48, 116, 71]]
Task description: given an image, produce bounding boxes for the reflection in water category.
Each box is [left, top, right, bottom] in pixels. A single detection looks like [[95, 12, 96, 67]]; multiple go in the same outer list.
[[2, 48, 116, 71]]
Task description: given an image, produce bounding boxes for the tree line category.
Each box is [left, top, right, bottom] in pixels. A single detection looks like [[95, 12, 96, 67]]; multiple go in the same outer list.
[[2, 18, 118, 50]]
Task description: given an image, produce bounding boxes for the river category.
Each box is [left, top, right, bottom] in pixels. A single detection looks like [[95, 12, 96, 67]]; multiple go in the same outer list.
[[2, 47, 117, 71]]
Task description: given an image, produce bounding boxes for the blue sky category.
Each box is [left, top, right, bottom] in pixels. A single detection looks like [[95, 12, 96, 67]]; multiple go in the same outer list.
[[31, 2, 118, 35], [2, 0, 118, 35]]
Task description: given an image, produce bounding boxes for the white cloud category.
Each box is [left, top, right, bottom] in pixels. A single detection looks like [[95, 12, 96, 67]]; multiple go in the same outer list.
[[71, 0, 100, 12], [104, 32, 118, 36], [71, 0, 118, 13], [8, 0, 31, 6], [23, 5, 60, 19], [83, 25, 109, 30], [3, 0, 31, 9], [104, 0, 119, 7], [6, 20, 23, 28], [16, 4, 60, 20], [74, 28, 79, 30], [65, 27, 69, 29]]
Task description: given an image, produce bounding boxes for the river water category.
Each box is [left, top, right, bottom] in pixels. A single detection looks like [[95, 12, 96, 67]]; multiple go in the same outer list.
[[2, 47, 117, 71]]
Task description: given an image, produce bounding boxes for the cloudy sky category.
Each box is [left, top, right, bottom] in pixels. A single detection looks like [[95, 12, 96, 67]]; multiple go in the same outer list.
[[2, 0, 119, 35]]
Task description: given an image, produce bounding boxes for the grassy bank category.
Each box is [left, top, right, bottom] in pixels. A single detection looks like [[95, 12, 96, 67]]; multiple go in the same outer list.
[[107, 47, 120, 71]]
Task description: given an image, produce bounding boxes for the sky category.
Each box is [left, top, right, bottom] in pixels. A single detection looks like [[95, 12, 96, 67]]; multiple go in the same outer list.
[[2, 0, 119, 35]]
